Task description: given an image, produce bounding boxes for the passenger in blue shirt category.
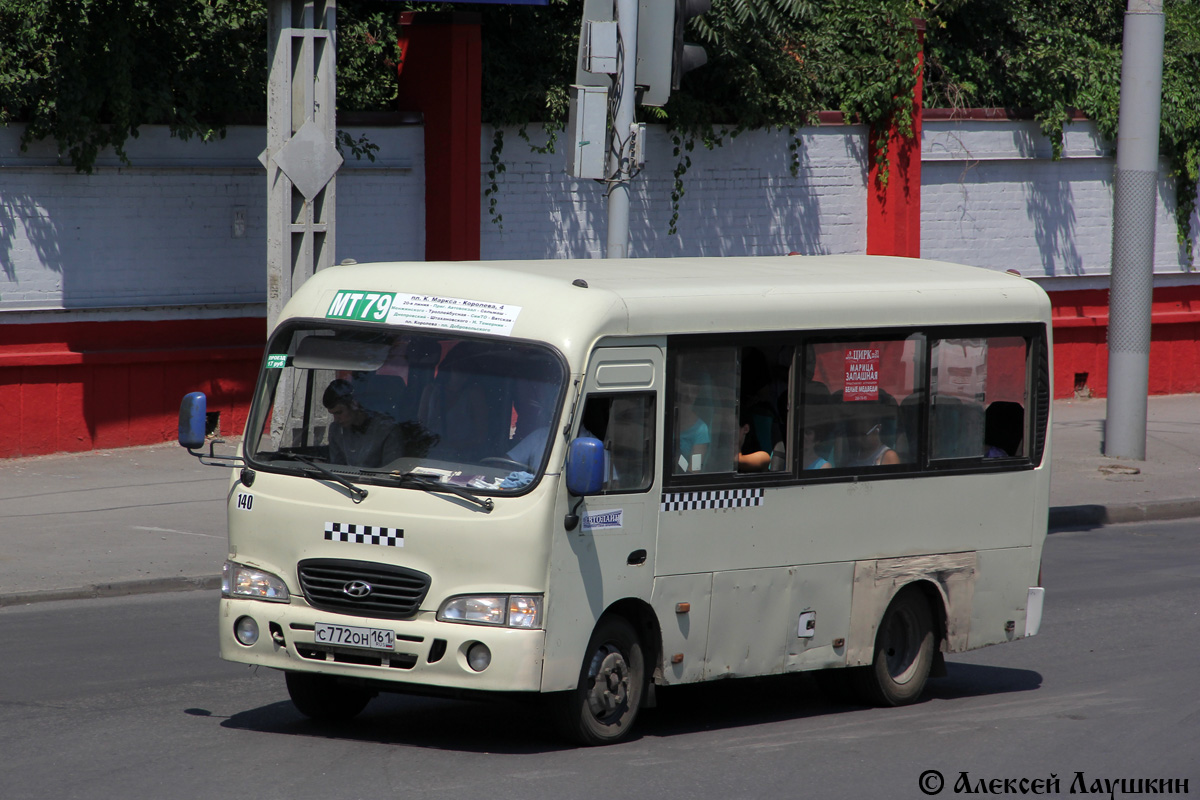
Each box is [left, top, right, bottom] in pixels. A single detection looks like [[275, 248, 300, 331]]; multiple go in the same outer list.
[[675, 374, 709, 473]]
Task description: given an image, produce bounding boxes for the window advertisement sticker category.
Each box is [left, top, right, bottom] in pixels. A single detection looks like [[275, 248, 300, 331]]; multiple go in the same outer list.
[[843, 347, 881, 401], [265, 354, 288, 369]]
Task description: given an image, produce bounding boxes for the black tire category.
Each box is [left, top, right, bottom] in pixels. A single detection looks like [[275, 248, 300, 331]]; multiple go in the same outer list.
[[552, 616, 645, 746], [285, 671, 374, 722], [854, 588, 935, 707]]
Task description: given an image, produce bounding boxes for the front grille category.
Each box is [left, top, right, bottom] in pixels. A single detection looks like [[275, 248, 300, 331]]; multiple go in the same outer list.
[[297, 558, 431, 619]]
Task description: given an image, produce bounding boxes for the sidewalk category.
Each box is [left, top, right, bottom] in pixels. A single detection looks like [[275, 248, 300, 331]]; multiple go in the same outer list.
[[1, 394, 1197, 607], [1048, 394, 1200, 527]]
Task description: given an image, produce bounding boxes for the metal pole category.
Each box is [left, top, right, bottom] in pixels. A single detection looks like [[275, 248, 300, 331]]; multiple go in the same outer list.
[[1105, 0, 1165, 460], [605, 0, 637, 259]]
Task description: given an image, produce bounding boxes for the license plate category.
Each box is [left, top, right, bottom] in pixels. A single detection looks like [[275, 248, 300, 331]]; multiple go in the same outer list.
[[314, 622, 395, 651]]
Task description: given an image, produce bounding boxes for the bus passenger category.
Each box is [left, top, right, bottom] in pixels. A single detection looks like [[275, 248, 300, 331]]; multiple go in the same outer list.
[[322, 379, 404, 468], [984, 401, 1024, 458], [803, 388, 834, 470], [803, 422, 833, 469], [846, 408, 900, 467], [736, 406, 772, 472], [675, 371, 710, 473]]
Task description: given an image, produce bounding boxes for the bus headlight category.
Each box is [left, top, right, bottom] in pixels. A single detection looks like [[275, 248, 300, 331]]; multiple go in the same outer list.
[[222, 560, 290, 602], [438, 594, 542, 629]]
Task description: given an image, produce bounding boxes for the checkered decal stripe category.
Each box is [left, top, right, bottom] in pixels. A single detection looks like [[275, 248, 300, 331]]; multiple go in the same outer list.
[[325, 522, 404, 547], [660, 489, 764, 512]]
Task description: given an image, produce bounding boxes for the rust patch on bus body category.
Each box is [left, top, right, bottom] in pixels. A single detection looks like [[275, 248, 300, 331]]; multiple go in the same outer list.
[[846, 552, 977, 667]]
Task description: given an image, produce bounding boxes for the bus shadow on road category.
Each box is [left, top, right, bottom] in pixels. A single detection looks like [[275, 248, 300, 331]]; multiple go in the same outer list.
[[218, 693, 576, 754], [637, 662, 1043, 739], [923, 661, 1044, 701], [211, 661, 1040, 751]]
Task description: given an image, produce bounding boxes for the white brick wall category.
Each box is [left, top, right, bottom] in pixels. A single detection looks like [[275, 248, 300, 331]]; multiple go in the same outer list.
[[922, 118, 1192, 278], [0, 125, 423, 314], [479, 124, 869, 260], [2, 116, 1196, 321]]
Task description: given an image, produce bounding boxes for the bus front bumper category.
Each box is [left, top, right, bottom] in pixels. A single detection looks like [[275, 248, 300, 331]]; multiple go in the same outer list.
[[218, 597, 547, 693]]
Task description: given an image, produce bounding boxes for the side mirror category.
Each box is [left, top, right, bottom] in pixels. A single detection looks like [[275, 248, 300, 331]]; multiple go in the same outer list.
[[178, 392, 208, 450], [565, 437, 605, 497]]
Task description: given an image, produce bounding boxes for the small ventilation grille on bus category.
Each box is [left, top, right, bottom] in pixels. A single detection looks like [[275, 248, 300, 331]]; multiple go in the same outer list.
[[1033, 336, 1050, 466], [297, 558, 430, 620]]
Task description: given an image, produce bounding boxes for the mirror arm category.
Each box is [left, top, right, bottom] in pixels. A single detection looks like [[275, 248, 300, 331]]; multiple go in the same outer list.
[[563, 495, 586, 531], [185, 438, 245, 468]]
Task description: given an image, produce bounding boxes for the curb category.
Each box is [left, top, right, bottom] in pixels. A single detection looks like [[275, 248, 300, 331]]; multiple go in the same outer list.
[[1049, 499, 1200, 531], [0, 575, 221, 609]]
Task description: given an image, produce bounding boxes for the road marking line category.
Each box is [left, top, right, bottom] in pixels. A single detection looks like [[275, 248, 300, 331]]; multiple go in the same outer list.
[[132, 526, 222, 539]]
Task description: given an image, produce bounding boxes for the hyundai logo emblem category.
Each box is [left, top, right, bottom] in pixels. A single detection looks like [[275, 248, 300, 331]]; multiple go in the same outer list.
[[342, 580, 373, 598]]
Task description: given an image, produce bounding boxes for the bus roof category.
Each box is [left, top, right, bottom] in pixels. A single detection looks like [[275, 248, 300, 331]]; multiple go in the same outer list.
[[284, 256, 1051, 360]]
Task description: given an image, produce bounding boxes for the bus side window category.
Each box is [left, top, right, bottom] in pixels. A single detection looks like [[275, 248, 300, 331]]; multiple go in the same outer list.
[[579, 393, 656, 493], [931, 336, 1028, 460], [739, 344, 794, 473], [672, 348, 738, 475], [805, 336, 924, 470]]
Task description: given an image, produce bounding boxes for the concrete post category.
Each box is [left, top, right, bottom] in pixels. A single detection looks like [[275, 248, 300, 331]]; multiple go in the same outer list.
[[1105, 0, 1165, 460]]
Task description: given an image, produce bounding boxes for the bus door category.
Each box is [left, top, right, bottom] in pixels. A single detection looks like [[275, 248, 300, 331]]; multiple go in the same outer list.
[[567, 346, 664, 602], [541, 345, 664, 693]]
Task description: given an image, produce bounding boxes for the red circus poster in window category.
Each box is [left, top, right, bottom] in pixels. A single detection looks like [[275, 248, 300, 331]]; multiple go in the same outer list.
[[844, 347, 881, 401]]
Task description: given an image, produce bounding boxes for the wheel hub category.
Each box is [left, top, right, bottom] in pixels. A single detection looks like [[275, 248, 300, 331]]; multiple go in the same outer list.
[[585, 645, 629, 718]]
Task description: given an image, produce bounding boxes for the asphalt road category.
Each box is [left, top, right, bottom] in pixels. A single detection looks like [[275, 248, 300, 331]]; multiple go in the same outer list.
[[2, 520, 1197, 800]]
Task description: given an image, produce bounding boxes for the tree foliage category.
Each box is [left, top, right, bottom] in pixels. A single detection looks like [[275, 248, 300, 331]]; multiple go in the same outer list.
[[924, 0, 1200, 257], [0, 0, 268, 168], [2, 0, 1199, 251], [0, 0, 400, 169]]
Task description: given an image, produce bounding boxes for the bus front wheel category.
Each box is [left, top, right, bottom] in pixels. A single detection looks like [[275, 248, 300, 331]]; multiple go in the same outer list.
[[285, 671, 374, 722], [855, 588, 935, 707], [553, 616, 645, 745]]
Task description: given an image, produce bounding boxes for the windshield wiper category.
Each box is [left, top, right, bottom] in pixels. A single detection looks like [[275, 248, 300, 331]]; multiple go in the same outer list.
[[368, 470, 494, 513], [268, 452, 368, 504]]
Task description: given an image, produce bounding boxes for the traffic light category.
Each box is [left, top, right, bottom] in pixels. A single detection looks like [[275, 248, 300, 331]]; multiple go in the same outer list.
[[671, 0, 710, 90], [637, 0, 710, 107]]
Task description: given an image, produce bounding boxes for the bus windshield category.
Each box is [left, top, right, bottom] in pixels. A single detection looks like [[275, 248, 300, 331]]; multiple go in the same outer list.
[[246, 323, 566, 494]]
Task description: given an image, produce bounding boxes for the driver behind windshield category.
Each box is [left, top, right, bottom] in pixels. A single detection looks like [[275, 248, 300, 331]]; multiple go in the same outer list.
[[506, 375, 559, 468], [323, 379, 405, 468], [497, 366, 560, 489]]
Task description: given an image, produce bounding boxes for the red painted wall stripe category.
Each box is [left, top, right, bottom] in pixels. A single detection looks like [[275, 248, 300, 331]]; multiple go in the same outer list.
[[1047, 286, 1200, 398], [0, 318, 263, 458]]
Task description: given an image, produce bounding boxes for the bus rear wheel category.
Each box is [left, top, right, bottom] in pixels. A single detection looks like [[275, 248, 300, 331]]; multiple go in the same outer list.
[[553, 616, 645, 746], [285, 671, 374, 722], [855, 588, 935, 707]]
